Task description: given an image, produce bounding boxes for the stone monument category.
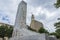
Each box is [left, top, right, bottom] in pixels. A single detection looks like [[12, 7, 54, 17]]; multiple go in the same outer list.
[[9, 0, 50, 40], [15, 0, 27, 29]]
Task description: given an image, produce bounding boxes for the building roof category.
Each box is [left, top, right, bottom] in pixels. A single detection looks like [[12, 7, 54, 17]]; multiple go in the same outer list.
[[0, 22, 14, 26]]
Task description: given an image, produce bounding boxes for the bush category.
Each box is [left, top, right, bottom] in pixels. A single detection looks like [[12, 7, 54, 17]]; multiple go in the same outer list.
[[0, 25, 13, 38]]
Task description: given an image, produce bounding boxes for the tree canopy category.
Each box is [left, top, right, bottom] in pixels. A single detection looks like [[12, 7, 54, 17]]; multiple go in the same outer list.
[[55, 0, 60, 8], [0, 24, 13, 38], [38, 27, 49, 34], [53, 21, 60, 38]]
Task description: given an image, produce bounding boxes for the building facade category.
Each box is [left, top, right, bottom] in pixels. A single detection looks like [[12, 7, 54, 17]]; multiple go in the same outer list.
[[30, 15, 43, 31]]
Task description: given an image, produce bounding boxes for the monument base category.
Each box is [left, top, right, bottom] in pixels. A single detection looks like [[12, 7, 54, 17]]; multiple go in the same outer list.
[[9, 28, 49, 40]]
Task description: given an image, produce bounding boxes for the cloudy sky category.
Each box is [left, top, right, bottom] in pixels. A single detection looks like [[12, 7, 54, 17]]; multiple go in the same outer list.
[[0, 0, 60, 32]]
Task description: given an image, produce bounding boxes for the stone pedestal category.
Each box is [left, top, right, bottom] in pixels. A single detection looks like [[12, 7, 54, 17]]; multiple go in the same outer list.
[[4, 37, 8, 40], [49, 35, 57, 40], [0, 38, 3, 40], [20, 33, 49, 40], [9, 28, 49, 40]]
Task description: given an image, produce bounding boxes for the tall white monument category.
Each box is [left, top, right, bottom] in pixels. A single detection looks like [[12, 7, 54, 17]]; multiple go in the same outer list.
[[15, 0, 27, 28], [9, 0, 50, 40]]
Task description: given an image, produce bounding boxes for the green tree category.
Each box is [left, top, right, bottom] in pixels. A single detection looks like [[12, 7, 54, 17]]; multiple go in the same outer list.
[[38, 27, 49, 34], [54, 0, 60, 38], [0, 25, 13, 40], [50, 32, 56, 35], [54, 21, 60, 38], [0, 25, 5, 39], [4, 26, 13, 38], [54, 0, 60, 8]]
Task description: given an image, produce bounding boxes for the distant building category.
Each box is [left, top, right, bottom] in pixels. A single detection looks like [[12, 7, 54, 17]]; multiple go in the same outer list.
[[30, 14, 43, 31], [0, 22, 13, 28]]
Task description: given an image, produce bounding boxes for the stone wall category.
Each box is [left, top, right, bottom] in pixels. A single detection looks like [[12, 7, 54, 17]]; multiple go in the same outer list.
[[49, 35, 57, 40], [0, 37, 8, 40], [0, 38, 3, 40], [19, 33, 49, 40], [57, 39, 60, 40]]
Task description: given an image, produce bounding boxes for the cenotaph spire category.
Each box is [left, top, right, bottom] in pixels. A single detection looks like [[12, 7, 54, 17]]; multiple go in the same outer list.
[[14, 0, 27, 28]]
